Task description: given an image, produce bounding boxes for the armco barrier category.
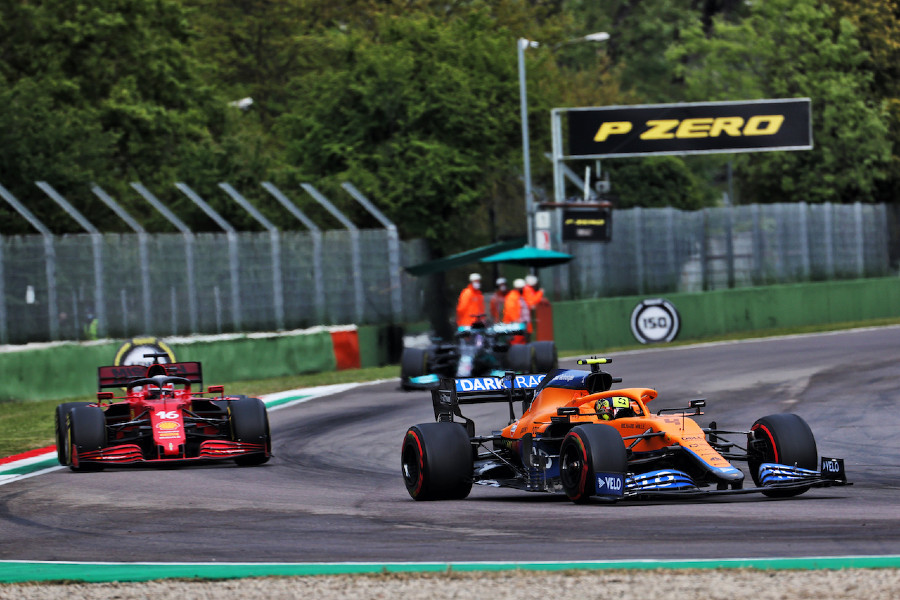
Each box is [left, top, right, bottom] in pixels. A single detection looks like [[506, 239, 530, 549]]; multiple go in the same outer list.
[[552, 277, 900, 352]]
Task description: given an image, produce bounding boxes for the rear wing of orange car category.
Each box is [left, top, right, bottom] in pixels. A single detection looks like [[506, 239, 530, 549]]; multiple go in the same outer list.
[[98, 361, 204, 391], [431, 372, 546, 437]]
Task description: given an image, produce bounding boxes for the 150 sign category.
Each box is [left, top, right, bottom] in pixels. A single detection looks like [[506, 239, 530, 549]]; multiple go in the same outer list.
[[630, 298, 680, 344]]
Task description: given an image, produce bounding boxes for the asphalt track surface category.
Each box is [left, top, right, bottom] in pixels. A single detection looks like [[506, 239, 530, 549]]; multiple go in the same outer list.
[[1, 327, 898, 563]]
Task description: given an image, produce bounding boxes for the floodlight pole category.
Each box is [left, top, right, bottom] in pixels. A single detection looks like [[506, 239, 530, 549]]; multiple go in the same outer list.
[[518, 37, 538, 250]]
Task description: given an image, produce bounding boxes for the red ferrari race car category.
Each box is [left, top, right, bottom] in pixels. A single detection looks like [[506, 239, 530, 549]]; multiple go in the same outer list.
[[54, 354, 271, 470]]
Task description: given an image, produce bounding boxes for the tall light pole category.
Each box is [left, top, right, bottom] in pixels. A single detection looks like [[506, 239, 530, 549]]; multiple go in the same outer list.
[[518, 32, 609, 249], [518, 37, 539, 248]]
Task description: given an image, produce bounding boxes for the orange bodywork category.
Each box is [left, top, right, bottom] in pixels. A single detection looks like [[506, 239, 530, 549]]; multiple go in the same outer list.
[[501, 385, 732, 471]]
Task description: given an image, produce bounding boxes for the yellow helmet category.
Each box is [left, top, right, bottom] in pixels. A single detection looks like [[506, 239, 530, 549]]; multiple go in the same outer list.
[[596, 396, 631, 421]]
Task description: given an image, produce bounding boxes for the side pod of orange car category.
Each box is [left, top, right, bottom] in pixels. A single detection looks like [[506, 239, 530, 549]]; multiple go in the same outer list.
[[401, 358, 849, 502]]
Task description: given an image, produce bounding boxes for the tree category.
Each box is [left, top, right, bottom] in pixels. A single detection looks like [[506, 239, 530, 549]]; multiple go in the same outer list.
[[0, 0, 239, 233], [274, 10, 557, 253], [667, 0, 891, 204]]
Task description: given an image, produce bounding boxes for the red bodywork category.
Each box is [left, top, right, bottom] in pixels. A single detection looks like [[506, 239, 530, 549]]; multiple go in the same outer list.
[[65, 362, 270, 468]]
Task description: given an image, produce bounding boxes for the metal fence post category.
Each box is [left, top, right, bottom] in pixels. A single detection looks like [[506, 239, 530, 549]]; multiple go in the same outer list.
[[301, 183, 364, 323], [36, 182, 107, 338], [0, 184, 60, 340], [632, 207, 644, 294], [798, 202, 811, 280], [176, 183, 241, 331], [854, 202, 865, 277], [218, 183, 285, 330], [262, 182, 326, 324], [91, 184, 152, 333], [130, 182, 199, 333], [341, 182, 402, 322]]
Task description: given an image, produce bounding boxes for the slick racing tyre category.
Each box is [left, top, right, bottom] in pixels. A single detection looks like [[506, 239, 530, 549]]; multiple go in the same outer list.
[[531, 341, 558, 373], [749, 413, 818, 498], [229, 397, 271, 466], [402, 423, 473, 501], [400, 347, 430, 389], [560, 424, 627, 504], [506, 343, 535, 373], [55, 402, 91, 466], [68, 405, 107, 472]]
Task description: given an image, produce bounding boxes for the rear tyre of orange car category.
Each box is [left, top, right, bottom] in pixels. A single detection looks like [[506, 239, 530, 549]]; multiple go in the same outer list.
[[229, 397, 271, 466], [560, 424, 627, 504], [402, 423, 473, 501], [68, 405, 107, 472], [506, 344, 535, 373], [531, 341, 558, 373], [55, 402, 90, 466], [748, 413, 818, 498], [400, 347, 430, 390]]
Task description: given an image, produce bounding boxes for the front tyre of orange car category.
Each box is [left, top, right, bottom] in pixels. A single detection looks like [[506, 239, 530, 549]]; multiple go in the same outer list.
[[560, 424, 626, 504]]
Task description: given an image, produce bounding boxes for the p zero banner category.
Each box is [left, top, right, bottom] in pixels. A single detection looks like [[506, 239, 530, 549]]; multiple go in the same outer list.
[[565, 99, 812, 158]]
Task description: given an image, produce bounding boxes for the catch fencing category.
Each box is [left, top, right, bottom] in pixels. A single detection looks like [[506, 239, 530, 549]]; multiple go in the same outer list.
[[0, 230, 428, 345], [0, 201, 894, 345], [552, 202, 893, 300]]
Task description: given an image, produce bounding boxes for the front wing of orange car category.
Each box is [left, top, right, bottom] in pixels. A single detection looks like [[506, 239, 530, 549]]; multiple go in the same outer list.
[[621, 457, 849, 499]]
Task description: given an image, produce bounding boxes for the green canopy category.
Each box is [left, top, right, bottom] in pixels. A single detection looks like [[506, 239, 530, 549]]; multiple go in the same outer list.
[[404, 237, 526, 276], [479, 245, 574, 268]]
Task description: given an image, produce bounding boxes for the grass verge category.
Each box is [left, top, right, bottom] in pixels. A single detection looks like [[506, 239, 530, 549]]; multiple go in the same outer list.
[[2, 317, 898, 458], [0, 365, 397, 458]]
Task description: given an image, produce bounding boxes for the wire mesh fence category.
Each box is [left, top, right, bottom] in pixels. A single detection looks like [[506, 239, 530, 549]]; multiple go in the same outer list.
[[552, 202, 892, 300], [0, 230, 429, 344], [0, 202, 894, 345]]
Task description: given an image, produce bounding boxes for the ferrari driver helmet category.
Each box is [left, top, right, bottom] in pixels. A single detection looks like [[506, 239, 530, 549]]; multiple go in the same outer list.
[[596, 396, 631, 421]]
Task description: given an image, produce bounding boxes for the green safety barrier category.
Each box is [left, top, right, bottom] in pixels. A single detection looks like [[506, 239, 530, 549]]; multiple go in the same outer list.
[[169, 332, 336, 384], [552, 277, 900, 352], [0, 331, 336, 403]]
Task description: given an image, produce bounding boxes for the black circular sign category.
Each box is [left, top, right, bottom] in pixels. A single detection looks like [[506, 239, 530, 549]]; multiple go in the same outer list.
[[114, 337, 176, 366], [630, 299, 680, 344]]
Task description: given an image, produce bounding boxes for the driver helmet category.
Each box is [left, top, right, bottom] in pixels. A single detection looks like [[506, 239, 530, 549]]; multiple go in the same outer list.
[[596, 396, 631, 421]]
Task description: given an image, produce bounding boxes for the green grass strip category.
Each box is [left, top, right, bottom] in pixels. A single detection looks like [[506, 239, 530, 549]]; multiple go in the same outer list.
[[1, 556, 900, 583]]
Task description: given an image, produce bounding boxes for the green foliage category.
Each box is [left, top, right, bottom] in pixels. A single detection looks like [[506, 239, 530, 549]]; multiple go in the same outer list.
[[667, 0, 891, 204], [1, 0, 899, 243], [274, 11, 539, 252], [0, 0, 245, 233], [603, 156, 719, 209]]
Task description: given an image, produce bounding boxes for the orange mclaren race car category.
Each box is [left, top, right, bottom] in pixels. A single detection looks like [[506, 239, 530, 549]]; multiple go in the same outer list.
[[55, 354, 271, 470], [401, 358, 849, 502]]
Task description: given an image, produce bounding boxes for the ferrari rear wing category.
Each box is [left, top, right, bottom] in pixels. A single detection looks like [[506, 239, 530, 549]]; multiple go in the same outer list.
[[431, 373, 545, 437], [98, 361, 204, 391]]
